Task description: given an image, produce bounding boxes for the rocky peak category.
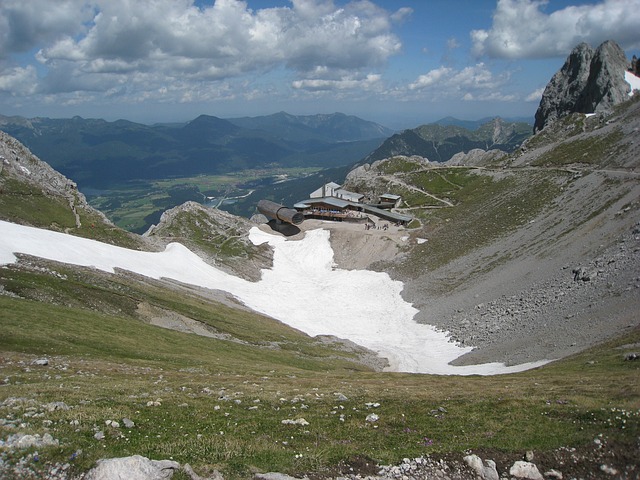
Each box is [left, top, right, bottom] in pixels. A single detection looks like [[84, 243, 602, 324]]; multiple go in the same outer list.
[[630, 54, 640, 76], [534, 40, 631, 133]]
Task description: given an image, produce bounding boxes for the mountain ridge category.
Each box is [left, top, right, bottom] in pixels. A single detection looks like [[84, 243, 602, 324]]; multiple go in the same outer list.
[[0, 112, 391, 189], [364, 117, 531, 163]]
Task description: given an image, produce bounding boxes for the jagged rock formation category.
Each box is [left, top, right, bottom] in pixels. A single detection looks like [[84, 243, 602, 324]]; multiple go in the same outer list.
[[534, 40, 631, 133], [144, 201, 272, 280]]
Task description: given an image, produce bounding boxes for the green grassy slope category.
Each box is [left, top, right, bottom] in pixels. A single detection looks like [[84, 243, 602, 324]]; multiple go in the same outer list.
[[0, 261, 639, 479]]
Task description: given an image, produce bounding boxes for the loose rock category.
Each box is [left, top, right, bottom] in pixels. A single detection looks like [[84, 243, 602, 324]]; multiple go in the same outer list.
[[84, 455, 180, 480]]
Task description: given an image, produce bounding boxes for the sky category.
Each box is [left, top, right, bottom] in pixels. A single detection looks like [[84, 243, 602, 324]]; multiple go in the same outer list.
[[0, 0, 639, 129], [0, 219, 547, 374]]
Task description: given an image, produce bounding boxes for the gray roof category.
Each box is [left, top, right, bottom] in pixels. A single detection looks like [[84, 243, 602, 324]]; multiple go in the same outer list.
[[362, 204, 413, 223], [380, 193, 401, 200], [302, 197, 351, 209]]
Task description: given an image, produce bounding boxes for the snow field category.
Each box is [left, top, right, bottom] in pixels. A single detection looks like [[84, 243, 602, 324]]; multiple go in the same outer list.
[[0, 220, 547, 375]]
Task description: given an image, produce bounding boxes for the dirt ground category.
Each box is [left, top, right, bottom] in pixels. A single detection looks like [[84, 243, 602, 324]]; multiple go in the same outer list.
[[291, 217, 412, 270]]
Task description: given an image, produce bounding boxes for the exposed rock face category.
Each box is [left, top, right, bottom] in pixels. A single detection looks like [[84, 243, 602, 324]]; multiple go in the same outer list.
[[445, 148, 507, 166], [0, 131, 115, 231], [534, 40, 631, 133], [632, 55, 640, 76]]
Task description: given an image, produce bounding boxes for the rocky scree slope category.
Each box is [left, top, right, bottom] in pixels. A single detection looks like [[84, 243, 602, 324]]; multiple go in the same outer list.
[[342, 95, 640, 367]]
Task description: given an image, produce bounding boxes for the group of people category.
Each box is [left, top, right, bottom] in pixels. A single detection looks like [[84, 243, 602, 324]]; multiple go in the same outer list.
[[365, 222, 389, 231]]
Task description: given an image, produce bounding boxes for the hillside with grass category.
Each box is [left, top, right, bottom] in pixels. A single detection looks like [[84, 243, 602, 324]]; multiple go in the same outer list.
[[0, 98, 639, 479]]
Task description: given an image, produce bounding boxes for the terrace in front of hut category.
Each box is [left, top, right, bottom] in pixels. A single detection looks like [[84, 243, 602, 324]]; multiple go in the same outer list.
[[294, 182, 412, 227]]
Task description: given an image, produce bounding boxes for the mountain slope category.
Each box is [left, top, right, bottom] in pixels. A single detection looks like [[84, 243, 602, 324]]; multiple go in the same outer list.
[[339, 94, 640, 368], [0, 131, 145, 249], [229, 111, 394, 142], [365, 117, 531, 163], [0, 100, 639, 477]]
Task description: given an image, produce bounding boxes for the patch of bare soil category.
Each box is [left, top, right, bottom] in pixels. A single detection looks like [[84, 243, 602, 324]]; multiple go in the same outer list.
[[292, 218, 413, 270]]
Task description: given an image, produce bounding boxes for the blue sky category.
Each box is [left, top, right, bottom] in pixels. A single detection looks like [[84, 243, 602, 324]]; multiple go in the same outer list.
[[1, 0, 639, 129]]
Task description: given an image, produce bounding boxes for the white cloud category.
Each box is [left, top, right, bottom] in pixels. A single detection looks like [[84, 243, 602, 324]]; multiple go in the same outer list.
[[292, 74, 383, 92], [391, 7, 413, 23], [447, 37, 461, 50], [0, 65, 37, 94], [472, 0, 640, 59], [409, 66, 452, 90], [408, 63, 513, 102], [0, 0, 403, 107], [525, 87, 545, 102], [0, 0, 93, 58]]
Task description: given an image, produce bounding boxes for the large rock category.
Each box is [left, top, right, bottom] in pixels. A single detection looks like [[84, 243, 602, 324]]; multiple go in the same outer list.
[[534, 40, 631, 133], [84, 455, 180, 480], [509, 460, 544, 480], [463, 454, 499, 480]]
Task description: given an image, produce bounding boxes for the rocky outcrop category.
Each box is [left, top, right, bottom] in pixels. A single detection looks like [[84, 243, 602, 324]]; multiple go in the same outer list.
[[631, 55, 640, 76], [144, 201, 272, 281], [534, 40, 631, 133], [445, 148, 507, 166], [84, 455, 180, 480], [0, 131, 94, 229]]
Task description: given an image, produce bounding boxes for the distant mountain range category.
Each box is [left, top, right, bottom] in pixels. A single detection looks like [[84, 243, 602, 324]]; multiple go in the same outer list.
[[365, 117, 532, 163], [228, 111, 393, 142], [0, 112, 393, 189], [0, 110, 536, 228]]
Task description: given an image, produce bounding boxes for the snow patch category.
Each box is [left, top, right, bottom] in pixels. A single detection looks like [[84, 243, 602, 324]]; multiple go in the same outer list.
[[625, 71, 640, 95], [0, 220, 547, 375]]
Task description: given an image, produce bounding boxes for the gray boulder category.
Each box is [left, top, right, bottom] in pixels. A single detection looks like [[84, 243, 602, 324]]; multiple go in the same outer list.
[[85, 455, 180, 480], [463, 454, 499, 480], [509, 460, 544, 480]]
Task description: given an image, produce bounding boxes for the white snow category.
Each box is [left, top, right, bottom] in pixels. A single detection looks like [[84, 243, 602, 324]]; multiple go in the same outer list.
[[0, 220, 547, 375], [416, 238, 428, 244], [625, 71, 640, 95]]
